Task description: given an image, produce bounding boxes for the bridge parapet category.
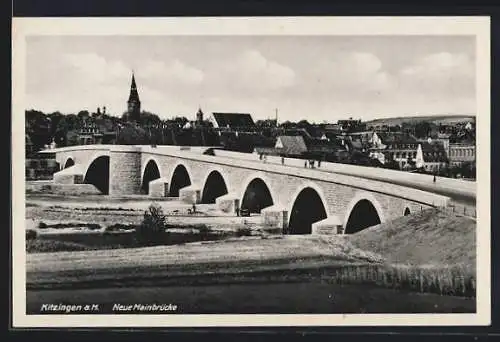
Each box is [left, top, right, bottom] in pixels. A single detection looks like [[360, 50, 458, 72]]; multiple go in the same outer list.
[[143, 147, 451, 208]]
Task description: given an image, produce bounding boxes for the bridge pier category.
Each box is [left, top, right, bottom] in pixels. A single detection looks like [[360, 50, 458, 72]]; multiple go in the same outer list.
[[179, 185, 202, 204], [262, 205, 289, 231], [109, 146, 142, 196], [215, 193, 240, 213], [311, 215, 344, 235], [148, 177, 169, 197]]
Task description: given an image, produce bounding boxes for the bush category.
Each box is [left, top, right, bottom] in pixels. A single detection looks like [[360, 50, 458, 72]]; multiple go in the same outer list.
[[26, 229, 37, 240], [235, 226, 252, 237], [135, 203, 167, 244], [197, 225, 211, 236]]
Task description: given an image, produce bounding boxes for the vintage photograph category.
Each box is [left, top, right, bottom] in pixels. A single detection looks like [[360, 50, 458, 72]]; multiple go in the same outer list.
[[12, 17, 490, 327]]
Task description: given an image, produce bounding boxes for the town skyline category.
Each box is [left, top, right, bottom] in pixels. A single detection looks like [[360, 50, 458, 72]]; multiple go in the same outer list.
[[26, 35, 476, 122]]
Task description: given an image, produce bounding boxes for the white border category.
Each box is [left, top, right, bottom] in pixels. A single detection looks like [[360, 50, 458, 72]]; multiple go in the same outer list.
[[12, 16, 491, 328]]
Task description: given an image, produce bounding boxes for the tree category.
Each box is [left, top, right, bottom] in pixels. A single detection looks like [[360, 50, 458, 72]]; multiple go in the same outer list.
[[135, 203, 167, 245], [414, 121, 432, 138], [77, 110, 90, 120], [117, 125, 149, 145], [297, 120, 311, 129]]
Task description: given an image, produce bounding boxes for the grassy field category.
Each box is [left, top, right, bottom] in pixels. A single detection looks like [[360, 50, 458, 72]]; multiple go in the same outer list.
[[25, 194, 477, 313], [347, 208, 476, 268]]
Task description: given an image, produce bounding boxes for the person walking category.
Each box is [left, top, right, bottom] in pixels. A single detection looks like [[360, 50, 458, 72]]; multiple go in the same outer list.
[[236, 206, 240, 217], [433, 174, 436, 183]]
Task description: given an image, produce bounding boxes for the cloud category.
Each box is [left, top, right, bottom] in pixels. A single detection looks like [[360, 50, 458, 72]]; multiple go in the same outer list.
[[62, 53, 130, 85], [220, 49, 295, 91], [399, 52, 475, 96], [310, 52, 394, 95], [401, 52, 474, 77], [140, 59, 204, 86]]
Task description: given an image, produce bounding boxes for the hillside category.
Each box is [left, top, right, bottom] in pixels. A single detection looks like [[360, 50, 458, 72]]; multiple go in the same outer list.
[[365, 115, 475, 127], [347, 208, 476, 269]]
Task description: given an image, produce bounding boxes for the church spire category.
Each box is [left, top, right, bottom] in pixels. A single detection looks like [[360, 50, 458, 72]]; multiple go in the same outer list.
[[127, 71, 141, 122], [129, 72, 139, 102]]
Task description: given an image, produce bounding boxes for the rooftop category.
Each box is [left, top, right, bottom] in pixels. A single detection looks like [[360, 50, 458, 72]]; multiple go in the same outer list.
[[211, 112, 256, 129]]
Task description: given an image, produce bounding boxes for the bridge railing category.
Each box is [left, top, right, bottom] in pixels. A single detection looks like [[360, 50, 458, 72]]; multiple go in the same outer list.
[[434, 203, 477, 219]]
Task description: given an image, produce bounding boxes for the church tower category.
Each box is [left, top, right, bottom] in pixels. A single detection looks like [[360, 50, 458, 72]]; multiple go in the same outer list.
[[127, 72, 141, 122]]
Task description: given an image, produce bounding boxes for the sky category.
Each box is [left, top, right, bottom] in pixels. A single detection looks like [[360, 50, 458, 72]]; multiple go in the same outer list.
[[25, 35, 476, 123]]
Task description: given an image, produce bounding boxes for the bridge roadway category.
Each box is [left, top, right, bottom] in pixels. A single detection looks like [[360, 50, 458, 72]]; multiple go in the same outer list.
[[140, 146, 456, 207], [154, 146, 476, 206], [206, 149, 476, 206]]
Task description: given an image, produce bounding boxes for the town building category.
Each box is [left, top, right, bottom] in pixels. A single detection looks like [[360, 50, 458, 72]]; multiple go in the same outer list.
[[367, 132, 419, 168], [254, 135, 309, 158], [274, 135, 308, 157], [209, 112, 256, 131], [415, 141, 449, 173], [448, 143, 476, 167], [78, 120, 103, 145]]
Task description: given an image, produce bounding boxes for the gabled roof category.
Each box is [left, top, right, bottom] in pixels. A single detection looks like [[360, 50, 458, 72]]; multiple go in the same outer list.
[[420, 142, 448, 163], [275, 135, 308, 155], [211, 112, 255, 129]]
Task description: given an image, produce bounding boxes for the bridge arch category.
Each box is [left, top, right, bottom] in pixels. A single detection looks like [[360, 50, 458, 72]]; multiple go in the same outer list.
[[201, 168, 229, 204], [141, 159, 162, 194], [63, 157, 75, 170], [83, 154, 110, 195], [168, 163, 192, 197], [287, 182, 329, 235], [239, 173, 274, 214], [343, 192, 385, 234]]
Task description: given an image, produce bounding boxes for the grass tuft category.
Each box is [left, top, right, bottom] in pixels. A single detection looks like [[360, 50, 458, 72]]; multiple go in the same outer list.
[[328, 263, 475, 298]]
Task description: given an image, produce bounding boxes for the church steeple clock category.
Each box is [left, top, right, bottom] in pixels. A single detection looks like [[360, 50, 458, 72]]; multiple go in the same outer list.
[[127, 72, 141, 122]]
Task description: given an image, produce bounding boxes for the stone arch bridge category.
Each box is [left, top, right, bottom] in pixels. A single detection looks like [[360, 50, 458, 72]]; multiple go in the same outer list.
[[46, 145, 451, 235]]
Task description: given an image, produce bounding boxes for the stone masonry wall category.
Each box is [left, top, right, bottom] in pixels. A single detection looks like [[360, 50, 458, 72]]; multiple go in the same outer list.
[[109, 147, 142, 196], [50, 146, 443, 229]]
